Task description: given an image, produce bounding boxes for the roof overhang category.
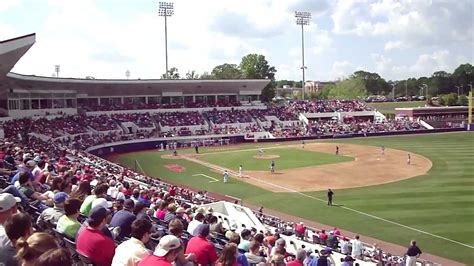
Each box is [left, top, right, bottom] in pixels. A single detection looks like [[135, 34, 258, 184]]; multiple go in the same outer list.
[[0, 33, 36, 79]]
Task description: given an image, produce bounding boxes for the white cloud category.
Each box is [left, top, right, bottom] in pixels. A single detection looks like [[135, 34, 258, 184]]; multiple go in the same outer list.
[[331, 60, 355, 79], [311, 30, 333, 54], [0, 0, 20, 12], [384, 41, 407, 51]]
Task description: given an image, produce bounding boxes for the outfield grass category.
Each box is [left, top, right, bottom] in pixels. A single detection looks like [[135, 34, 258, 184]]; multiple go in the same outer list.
[[110, 132, 474, 264], [198, 147, 352, 171], [368, 101, 426, 114]]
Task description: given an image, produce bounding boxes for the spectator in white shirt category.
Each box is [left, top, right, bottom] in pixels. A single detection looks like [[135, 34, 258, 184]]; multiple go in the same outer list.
[[112, 218, 152, 266], [187, 212, 205, 236], [351, 235, 364, 259]]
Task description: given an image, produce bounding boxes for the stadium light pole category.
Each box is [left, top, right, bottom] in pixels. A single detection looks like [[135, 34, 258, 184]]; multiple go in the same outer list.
[[159, 2, 174, 79], [55, 65, 60, 78], [391, 81, 398, 100], [295, 11, 311, 100], [455, 85, 461, 96]]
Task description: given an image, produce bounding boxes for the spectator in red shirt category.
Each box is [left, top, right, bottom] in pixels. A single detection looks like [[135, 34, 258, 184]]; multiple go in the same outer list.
[[76, 206, 115, 266], [139, 235, 182, 266], [286, 248, 306, 266], [294, 222, 306, 239], [185, 224, 218, 266]]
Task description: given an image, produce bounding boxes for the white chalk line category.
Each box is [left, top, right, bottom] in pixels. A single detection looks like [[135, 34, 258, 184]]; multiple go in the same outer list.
[[183, 155, 474, 249], [192, 173, 219, 183]]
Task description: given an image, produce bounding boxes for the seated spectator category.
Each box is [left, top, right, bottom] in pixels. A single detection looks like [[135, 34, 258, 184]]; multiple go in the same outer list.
[[238, 229, 252, 252], [15, 232, 59, 266], [167, 219, 195, 265], [0, 213, 32, 266], [174, 207, 188, 230], [216, 243, 239, 266], [76, 206, 116, 266], [185, 224, 218, 266], [18, 172, 53, 207], [286, 248, 306, 266], [245, 240, 267, 265], [163, 203, 177, 223], [80, 183, 108, 216], [133, 201, 148, 220], [69, 181, 91, 202], [138, 235, 182, 266], [154, 202, 167, 220], [0, 193, 21, 249], [227, 232, 250, 266], [269, 254, 285, 266], [112, 219, 152, 266], [186, 212, 204, 236], [56, 198, 82, 239], [34, 248, 72, 266], [307, 249, 335, 266], [110, 199, 136, 239], [36, 191, 67, 228]]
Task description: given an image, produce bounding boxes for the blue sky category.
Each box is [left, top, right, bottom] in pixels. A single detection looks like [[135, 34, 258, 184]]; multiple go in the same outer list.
[[1, 0, 473, 81]]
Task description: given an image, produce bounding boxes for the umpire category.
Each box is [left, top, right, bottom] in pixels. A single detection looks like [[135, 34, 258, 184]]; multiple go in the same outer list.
[[327, 189, 334, 206]]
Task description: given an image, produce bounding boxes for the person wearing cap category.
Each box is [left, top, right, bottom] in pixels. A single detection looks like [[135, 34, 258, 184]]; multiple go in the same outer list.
[[307, 248, 335, 266], [56, 198, 82, 239], [0, 212, 32, 265], [138, 235, 182, 266], [185, 224, 218, 266], [110, 199, 137, 239], [174, 207, 189, 230], [340, 237, 351, 256], [112, 219, 152, 266], [0, 193, 21, 249], [76, 205, 116, 266], [36, 191, 68, 228], [286, 248, 306, 266]]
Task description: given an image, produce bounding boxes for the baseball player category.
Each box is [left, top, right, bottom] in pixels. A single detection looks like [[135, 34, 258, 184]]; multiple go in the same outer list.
[[223, 170, 229, 183], [407, 154, 411, 165], [270, 160, 275, 173], [381, 146, 385, 156], [238, 165, 243, 178], [336, 146, 339, 155], [258, 148, 264, 157]]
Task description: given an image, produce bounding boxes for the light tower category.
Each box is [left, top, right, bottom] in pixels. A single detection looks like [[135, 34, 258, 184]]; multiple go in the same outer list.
[[295, 11, 311, 100], [159, 2, 174, 79], [55, 65, 60, 78]]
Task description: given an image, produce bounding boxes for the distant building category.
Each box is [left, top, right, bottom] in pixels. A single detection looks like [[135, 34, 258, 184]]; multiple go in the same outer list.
[[304, 81, 335, 94]]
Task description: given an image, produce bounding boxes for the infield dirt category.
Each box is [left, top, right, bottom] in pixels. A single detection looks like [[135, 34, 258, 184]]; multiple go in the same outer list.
[[182, 143, 432, 192]]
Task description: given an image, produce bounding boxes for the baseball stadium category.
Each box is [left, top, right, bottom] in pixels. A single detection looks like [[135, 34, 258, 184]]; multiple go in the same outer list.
[[0, 28, 473, 266]]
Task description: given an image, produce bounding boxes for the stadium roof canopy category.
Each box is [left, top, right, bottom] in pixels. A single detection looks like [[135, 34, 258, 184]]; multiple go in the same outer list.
[[0, 33, 36, 79], [1, 34, 269, 96]]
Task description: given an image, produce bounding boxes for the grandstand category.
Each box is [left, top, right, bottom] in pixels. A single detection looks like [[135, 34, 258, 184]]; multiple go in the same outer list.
[[0, 34, 468, 266]]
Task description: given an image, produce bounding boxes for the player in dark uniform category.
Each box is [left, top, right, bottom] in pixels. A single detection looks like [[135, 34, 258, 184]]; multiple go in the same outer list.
[[195, 145, 199, 154], [336, 146, 339, 155], [327, 189, 334, 206]]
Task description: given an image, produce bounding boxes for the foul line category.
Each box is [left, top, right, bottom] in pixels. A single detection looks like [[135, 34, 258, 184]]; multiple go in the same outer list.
[[183, 155, 474, 249], [192, 173, 219, 183]]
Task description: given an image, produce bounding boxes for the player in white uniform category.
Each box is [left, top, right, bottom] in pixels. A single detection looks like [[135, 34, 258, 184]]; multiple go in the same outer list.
[[407, 153, 411, 165], [381, 146, 385, 156], [258, 148, 264, 157], [238, 165, 243, 178], [223, 170, 229, 183]]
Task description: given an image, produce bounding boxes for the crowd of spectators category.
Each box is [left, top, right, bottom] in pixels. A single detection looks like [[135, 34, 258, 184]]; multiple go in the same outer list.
[[154, 112, 206, 127], [307, 118, 422, 136], [112, 113, 155, 128], [0, 134, 414, 266], [289, 100, 373, 113], [204, 109, 254, 124]]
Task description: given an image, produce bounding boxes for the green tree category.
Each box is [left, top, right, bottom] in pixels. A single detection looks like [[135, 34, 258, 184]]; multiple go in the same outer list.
[[211, 63, 242, 79], [443, 93, 458, 106], [185, 70, 199, 80], [199, 71, 214, 79], [160, 67, 180, 79], [239, 54, 277, 102], [326, 78, 368, 99], [452, 63, 474, 87], [457, 95, 468, 106], [351, 70, 389, 95]]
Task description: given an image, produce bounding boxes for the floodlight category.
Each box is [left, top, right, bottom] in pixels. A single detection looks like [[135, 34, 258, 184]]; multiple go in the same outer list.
[[294, 11, 311, 100]]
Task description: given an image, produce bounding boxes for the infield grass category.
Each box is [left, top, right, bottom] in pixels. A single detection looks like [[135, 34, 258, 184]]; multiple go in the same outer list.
[[110, 132, 474, 264], [197, 147, 352, 171]]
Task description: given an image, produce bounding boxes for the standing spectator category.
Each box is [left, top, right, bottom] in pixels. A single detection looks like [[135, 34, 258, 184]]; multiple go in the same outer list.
[[185, 224, 218, 266], [340, 237, 351, 255], [308, 249, 334, 266], [405, 240, 422, 266], [56, 198, 82, 239], [295, 222, 306, 240], [0, 213, 32, 266], [109, 199, 136, 239], [286, 248, 306, 266], [139, 235, 182, 266], [351, 235, 363, 260], [0, 193, 21, 249], [36, 191, 67, 228], [14, 232, 59, 266], [112, 219, 152, 266], [76, 206, 116, 266]]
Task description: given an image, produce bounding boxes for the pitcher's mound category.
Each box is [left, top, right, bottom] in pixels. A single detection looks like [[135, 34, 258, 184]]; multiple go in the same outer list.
[[161, 154, 182, 160], [253, 154, 280, 159]]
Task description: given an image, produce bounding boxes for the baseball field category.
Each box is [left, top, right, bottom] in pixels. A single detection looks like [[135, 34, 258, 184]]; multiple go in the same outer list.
[[108, 132, 474, 264]]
